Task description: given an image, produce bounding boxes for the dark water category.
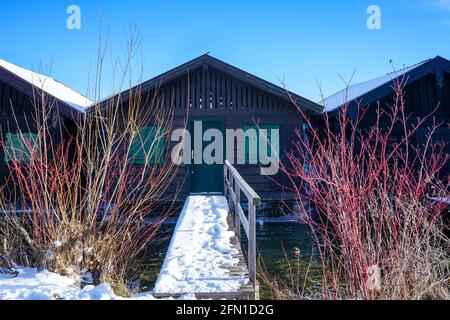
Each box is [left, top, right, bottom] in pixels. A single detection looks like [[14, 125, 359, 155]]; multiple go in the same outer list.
[[139, 221, 319, 298], [139, 225, 174, 292], [243, 223, 321, 299]]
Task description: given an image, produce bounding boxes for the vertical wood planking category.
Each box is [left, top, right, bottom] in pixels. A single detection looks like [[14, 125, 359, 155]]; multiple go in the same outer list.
[[201, 66, 206, 112], [3, 84, 10, 116], [412, 81, 421, 115], [443, 73, 450, 116], [226, 77, 232, 109], [242, 84, 247, 109], [206, 67, 211, 110], [181, 75, 186, 109], [0, 82, 5, 117], [178, 75, 182, 109], [219, 72, 224, 109], [418, 78, 429, 115], [194, 71, 199, 109], [211, 69, 217, 109], [231, 78, 236, 109], [237, 80, 242, 109]]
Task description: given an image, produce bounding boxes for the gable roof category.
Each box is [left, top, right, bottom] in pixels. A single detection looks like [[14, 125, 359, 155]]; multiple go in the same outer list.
[[0, 59, 93, 117], [88, 54, 322, 114], [322, 56, 450, 114]]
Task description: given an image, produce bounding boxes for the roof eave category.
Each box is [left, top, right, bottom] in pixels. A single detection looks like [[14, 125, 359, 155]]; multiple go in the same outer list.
[[0, 65, 85, 120], [88, 54, 321, 114], [323, 56, 450, 117]]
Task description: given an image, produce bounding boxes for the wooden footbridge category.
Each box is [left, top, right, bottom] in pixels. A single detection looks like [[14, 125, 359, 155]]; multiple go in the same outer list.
[[154, 161, 260, 300]]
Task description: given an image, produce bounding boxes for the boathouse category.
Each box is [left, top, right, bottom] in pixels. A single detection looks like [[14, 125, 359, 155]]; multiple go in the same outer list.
[[87, 54, 322, 203], [0, 59, 92, 186], [322, 55, 450, 176]]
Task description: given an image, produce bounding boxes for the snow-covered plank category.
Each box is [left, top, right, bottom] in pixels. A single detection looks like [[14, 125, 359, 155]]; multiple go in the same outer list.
[[154, 195, 249, 298]]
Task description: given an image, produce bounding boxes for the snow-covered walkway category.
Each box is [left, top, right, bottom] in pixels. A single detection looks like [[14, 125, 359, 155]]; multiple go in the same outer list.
[[154, 195, 249, 298]]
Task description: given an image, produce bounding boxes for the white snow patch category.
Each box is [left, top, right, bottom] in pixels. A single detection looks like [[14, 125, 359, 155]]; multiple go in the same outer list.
[[0, 59, 93, 112], [0, 268, 194, 300], [53, 241, 62, 248], [83, 247, 94, 256], [0, 196, 246, 300], [154, 196, 248, 295]]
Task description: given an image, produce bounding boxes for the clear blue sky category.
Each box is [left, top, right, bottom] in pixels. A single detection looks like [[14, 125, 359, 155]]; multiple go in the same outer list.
[[0, 0, 449, 102]]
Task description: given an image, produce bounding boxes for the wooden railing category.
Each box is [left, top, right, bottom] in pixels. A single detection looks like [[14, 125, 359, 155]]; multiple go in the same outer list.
[[224, 160, 261, 288]]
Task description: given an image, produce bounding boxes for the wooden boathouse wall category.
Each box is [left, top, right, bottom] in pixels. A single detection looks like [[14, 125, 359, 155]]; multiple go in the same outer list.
[[88, 55, 322, 203]]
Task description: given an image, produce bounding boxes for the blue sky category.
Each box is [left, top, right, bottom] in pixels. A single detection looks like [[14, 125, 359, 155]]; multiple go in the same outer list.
[[0, 0, 449, 102]]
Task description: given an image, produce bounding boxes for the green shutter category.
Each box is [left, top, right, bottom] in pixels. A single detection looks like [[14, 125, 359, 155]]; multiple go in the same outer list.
[[4, 132, 39, 163], [128, 126, 165, 165]]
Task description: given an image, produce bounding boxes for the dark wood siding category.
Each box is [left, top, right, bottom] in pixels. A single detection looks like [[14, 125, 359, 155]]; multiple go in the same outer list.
[[117, 65, 304, 202], [355, 72, 450, 131], [0, 80, 37, 174], [0, 79, 77, 190], [326, 71, 450, 179]]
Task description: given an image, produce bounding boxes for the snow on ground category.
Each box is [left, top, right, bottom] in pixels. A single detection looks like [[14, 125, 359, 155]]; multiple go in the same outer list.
[[0, 268, 195, 300], [154, 195, 248, 295], [0, 195, 245, 300]]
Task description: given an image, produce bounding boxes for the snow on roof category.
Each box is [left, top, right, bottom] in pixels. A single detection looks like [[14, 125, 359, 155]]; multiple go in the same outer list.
[[0, 59, 93, 112], [321, 60, 430, 113]]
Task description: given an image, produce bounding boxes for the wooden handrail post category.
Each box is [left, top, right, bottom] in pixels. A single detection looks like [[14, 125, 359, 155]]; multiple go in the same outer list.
[[234, 181, 241, 240], [229, 173, 234, 211], [223, 160, 261, 297], [224, 165, 228, 198], [248, 200, 257, 286]]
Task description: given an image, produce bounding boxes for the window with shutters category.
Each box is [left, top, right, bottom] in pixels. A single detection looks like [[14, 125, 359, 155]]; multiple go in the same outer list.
[[128, 126, 165, 165], [4, 132, 39, 163]]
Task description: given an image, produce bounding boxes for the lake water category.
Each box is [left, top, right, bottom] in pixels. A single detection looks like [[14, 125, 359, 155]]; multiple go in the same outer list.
[[139, 220, 319, 299]]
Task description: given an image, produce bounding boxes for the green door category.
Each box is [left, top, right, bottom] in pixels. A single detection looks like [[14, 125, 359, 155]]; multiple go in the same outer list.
[[190, 119, 224, 194]]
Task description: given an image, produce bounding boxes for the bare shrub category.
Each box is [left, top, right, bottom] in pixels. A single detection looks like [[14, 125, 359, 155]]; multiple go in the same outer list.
[[282, 79, 450, 300], [0, 36, 178, 295]]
